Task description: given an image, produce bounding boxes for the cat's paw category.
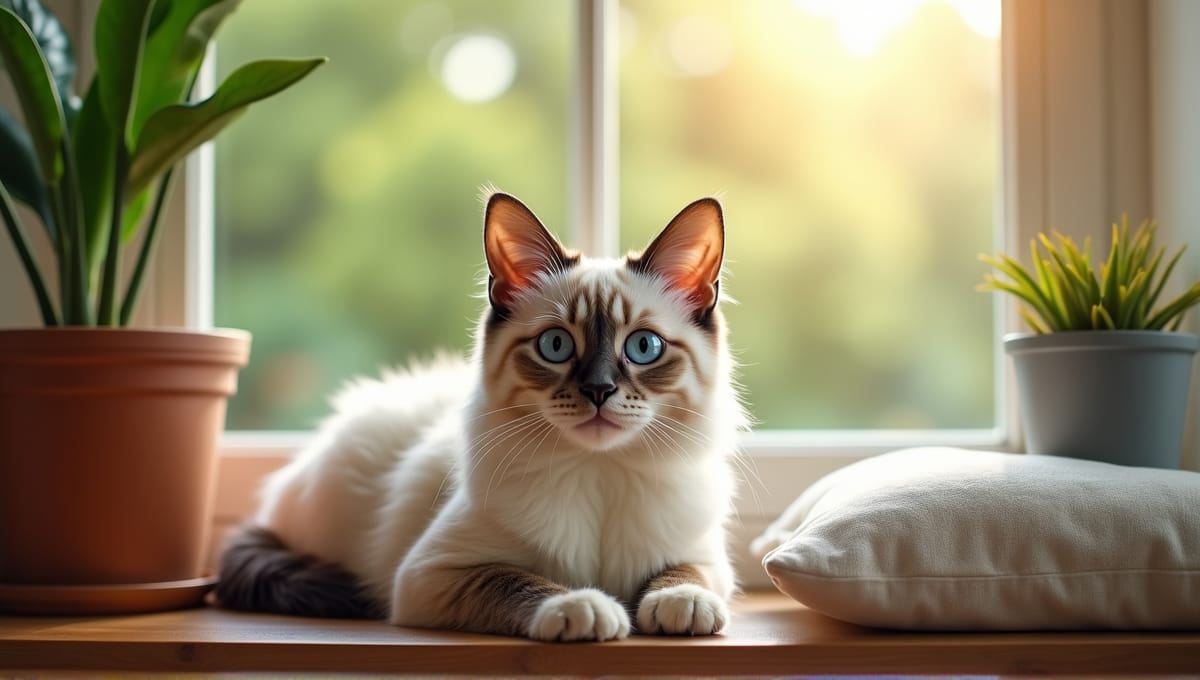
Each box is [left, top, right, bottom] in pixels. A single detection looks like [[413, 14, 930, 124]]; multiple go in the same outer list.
[[637, 584, 727, 635], [528, 588, 631, 642]]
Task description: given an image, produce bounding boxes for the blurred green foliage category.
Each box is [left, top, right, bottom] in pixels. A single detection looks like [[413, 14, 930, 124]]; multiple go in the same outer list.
[[214, 0, 997, 431]]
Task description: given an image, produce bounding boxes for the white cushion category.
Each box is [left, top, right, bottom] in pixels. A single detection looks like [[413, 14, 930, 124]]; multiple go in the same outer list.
[[753, 447, 1200, 630]]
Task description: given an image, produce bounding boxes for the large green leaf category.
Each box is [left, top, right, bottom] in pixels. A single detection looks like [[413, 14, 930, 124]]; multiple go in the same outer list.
[[0, 4, 64, 185], [94, 0, 154, 149], [0, 0, 80, 125], [73, 82, 115, 271], [0, 106, 53, 232], [122, 0, 241, 240], [131, 0, 241, 145], [128, 57, 326, 197]]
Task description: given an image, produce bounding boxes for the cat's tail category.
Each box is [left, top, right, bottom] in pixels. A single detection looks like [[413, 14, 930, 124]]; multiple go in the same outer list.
[[213, 524, 383, 619]]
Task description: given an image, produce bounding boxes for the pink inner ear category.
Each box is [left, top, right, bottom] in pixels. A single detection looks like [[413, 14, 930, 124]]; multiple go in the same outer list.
[[484, 194, 567, 308], [638, 198, 725, 311]]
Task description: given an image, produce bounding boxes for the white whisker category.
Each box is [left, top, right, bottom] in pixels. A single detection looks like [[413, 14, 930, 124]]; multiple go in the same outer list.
[[462, 418, 544, 482], [636, 431, 663, 490], [645, 421, 696, 466], [654, 402, 716, 422], [467, 413, 545, 480], [652, 414, 710, 447], [728, 448, 766, 518], [485, 419, 551, 508], [474, 421, 544, 508], [466, 403, 542, 423], [521, 420, 560, 481], [468, 411, 542, 447]]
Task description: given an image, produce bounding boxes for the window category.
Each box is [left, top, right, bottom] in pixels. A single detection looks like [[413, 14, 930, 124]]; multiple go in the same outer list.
[[0, 0, 1179, 581], [617, 1, 999, 431], [212, 0, 572, 430], [211, 0, 1002, 438]]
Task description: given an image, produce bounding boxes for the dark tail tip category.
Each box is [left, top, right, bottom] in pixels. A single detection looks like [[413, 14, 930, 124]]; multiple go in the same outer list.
[[213, 525, 383, 619]]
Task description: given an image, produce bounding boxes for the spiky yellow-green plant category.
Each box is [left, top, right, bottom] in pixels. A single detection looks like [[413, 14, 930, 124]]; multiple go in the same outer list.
[[979, 216, 1200, 334]]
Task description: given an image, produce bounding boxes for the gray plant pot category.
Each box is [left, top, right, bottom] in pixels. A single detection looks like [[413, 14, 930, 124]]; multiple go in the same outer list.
[[1006, 331, 1200, 469]]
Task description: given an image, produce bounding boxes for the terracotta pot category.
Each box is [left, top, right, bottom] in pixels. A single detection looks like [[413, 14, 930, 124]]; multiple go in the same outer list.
[[0, 328, 250, 587]]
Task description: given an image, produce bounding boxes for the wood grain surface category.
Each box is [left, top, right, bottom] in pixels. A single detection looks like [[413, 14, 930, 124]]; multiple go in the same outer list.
[[2, 592, 1198, 675]]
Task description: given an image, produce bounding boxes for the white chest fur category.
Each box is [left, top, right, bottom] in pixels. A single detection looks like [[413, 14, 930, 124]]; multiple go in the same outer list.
[[479, 452, 730, 602]]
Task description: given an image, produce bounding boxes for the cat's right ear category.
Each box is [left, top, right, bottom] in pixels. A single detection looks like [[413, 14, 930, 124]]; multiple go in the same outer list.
[[484, 193, 571, 311]]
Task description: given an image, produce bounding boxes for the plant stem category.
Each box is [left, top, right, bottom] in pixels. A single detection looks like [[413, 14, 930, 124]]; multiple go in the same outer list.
[[97, 144, 128, 326], [119, 166, 175, 326], [46, 181, 77, 323], [0, 179, 59, 325], [61, 136, 91, 325]]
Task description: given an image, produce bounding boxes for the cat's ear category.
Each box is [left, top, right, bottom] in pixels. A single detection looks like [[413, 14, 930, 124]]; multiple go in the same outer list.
[[484, 193, 571, 310], [632, 198, 725, 315]]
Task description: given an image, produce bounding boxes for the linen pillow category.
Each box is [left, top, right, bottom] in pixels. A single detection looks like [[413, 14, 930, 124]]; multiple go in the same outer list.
[[753, 447, 1200, 630]]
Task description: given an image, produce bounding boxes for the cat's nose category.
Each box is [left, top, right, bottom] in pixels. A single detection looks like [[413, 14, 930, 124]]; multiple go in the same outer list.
[[580, 382, 617, 407]]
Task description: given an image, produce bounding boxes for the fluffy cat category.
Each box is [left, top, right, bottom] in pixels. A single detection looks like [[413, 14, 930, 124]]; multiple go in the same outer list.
[[216, 193, 747, 641]]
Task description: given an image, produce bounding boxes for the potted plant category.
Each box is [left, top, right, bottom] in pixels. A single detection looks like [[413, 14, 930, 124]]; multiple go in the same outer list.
[[0, 0, 324, 613], [980, 216, 1200, 469]]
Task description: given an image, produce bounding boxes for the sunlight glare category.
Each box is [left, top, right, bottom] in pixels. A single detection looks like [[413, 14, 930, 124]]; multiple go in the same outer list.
[[948, 0, 1001, 39], [795, 0, 921, 57], [795, 0, 999, 56]]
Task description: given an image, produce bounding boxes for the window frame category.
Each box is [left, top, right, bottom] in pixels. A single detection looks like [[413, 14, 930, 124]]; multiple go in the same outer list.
[[3, 0, 1190, 581]]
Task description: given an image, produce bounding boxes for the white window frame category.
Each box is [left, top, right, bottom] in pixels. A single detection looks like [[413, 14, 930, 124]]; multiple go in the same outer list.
[[4, 0, 1198, 582]]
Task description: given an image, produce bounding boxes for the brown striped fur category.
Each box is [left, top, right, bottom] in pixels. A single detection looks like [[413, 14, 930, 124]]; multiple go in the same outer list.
[[637, 354, 687, 392], [436, 564, 569, 635], [513, 351, 560, 389], [637, 564, 709, 602]]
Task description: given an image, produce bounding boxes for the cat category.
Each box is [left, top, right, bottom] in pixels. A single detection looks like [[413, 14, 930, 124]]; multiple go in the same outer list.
[[215, 192, 747, 641]]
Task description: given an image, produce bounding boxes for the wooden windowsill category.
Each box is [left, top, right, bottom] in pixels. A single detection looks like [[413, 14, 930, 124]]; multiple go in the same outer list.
[[2, 592, 1198, 675]]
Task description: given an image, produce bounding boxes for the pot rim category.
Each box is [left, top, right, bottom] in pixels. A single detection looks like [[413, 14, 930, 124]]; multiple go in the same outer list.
[[1004, 329, 1200, 354], [0, 326, 248, 337], [0, 327, 251, 365]]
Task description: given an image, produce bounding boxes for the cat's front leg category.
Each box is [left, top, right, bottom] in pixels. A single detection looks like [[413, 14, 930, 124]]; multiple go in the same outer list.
[[392, 562, 630, 642], [635, 564, 728, 636]]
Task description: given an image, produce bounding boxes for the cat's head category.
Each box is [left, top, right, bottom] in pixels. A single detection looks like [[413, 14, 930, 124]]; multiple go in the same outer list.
[[476, 193, 736, 453]]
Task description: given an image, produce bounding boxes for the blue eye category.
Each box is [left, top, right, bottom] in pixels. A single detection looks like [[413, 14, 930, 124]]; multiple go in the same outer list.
[[625, 330, 664, 365], [536, 328, 575, 363]]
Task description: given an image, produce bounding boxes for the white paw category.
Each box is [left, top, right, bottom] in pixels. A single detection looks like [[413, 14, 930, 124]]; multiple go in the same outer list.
[[637, 584, 727, 635], [528, 588, 631, 642]]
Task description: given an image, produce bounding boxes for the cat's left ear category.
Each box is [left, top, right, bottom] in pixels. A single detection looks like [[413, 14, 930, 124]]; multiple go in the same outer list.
[[632, 198, 725, 316], [484, 193, 571, 311]]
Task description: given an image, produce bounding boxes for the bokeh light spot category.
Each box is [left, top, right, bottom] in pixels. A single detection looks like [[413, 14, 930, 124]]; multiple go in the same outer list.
[[439, 34, 516, 102]]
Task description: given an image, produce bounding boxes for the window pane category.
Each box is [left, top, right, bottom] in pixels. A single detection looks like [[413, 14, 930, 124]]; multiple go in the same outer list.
[[619, 0, 1000, 429], [214, 0, 571, 429]]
